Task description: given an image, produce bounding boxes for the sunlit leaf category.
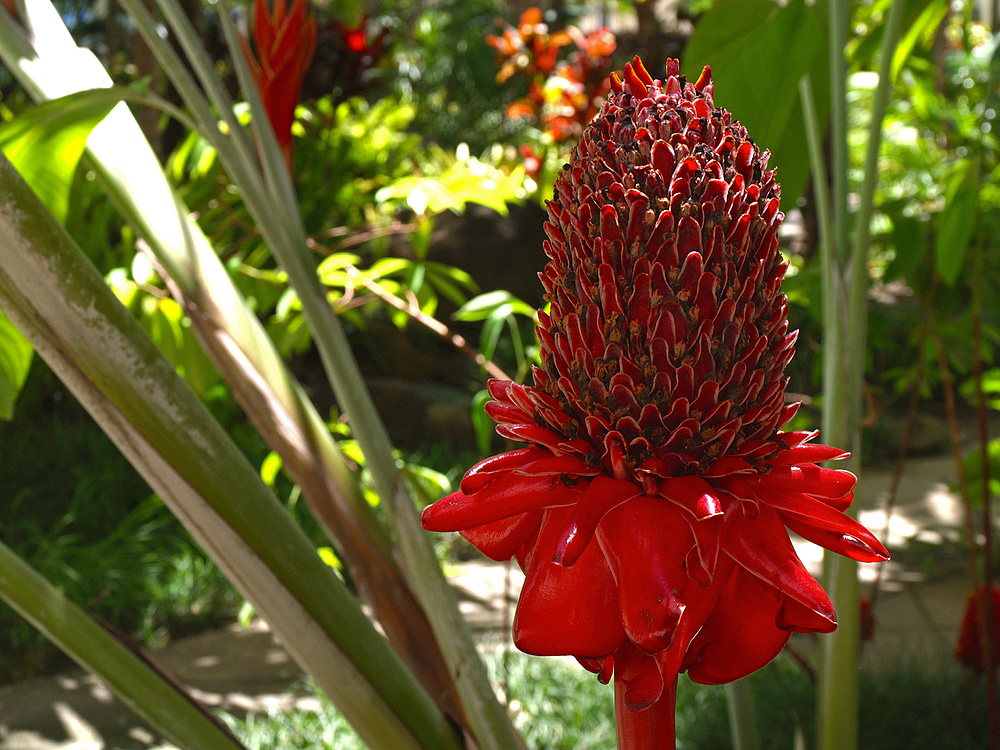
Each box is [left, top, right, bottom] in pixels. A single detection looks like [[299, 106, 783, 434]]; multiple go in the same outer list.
[[0, 307, 32, 420], [453, 290, 536, 322], [0, 87, 140, 222]]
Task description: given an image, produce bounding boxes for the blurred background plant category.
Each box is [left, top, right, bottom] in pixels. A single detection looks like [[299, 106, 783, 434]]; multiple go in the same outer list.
[[0, 0, 998, 747]]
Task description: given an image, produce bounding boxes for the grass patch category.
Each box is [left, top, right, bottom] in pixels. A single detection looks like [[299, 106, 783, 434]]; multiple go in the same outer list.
[[223, 648, 991, 750]]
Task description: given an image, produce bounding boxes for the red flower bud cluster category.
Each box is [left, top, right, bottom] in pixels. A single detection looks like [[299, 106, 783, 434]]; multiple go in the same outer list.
[[956, 584, 1000, 672], [423, 57, 888, 747]]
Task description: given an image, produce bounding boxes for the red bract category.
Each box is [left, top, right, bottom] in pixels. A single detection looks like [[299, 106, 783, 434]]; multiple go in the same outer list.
[[956, 585, 1000, 672], [241, 0, 317, 171], [421, 57, 888, 748]]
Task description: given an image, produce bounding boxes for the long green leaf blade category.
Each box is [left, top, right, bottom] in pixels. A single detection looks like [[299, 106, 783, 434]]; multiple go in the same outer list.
[[0, 538, 248, 750]]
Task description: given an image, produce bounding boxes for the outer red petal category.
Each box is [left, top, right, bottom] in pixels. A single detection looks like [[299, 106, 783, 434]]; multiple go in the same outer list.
[[611, 639, 664, 711], [766, 489, 889, 562], [420, 473, 580, 531], [459, 447, 546, 494], [596, 497, 692, 653], [460, 511, 542, 561], [751, 464, 856, 505], [514, 506, 626, 658], [553, 475, 642, 566], [683, 567, 790, 684], [723, 503, 837, 630]]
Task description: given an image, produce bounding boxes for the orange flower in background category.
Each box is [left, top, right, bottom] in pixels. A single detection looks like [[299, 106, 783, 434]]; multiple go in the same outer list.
[[423, 57, 889, 747], [487, 7, 615, 145], [487, 7, 571, 84], [956, 585, 1000, 672], [241, 0, 317, 171]]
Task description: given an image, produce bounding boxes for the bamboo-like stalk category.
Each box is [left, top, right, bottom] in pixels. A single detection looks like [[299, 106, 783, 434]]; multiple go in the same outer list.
[[0, 151, 463, 750], [814, 0, 906, 747], [725, 678, 761, 750], [971, 245, 999, 750]]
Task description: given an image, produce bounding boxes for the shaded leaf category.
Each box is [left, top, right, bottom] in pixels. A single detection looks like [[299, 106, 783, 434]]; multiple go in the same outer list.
[[684, 0, 828, 211], [935, 158, 978, 285]]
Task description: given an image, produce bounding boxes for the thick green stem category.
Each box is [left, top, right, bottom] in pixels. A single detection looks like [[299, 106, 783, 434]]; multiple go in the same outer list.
[[725, 678, 761, 750], [816, 0, 905, 748]]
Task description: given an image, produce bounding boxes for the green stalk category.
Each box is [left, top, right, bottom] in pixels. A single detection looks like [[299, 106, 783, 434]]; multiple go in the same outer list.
[[212, 4, 524, 747], [0, 151, 462, 750], [0, 539, 247, 750], [725, 678, 761, 750], [815, 0, 906, 748]]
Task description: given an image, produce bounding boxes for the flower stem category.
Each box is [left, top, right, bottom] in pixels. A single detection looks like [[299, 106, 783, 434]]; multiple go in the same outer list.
[[725, 678, 761, 750], [815, 0, 906, 747], [614, 681, 677, 750]]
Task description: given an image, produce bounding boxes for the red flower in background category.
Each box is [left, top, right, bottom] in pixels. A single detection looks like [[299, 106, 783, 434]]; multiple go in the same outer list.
[[241, 0, 317, 171], [422, 57, 889, 747], [956, 585, 1000, 672]]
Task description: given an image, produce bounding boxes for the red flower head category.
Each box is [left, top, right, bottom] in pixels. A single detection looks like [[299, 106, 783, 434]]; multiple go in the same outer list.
[[422, 57, 888, 746], [241, 0, 317, 171], [956, 585, 1000, 672]]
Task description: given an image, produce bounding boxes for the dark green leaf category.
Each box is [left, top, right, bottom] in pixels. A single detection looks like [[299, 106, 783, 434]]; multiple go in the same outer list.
[[935, 158, 978, 285], [884, 214, 929, 282], [684, 0, 829, 211]]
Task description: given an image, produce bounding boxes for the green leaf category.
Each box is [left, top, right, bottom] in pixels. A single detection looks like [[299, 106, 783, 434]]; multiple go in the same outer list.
[[935, 158, 978, 285], [471, 388, 493, 455], [890, 0, 948, 81], [0, 87, 138, 222], [684, 0, 829, 211], [0, 306, 32, 420], [453, 290, 536, 321]]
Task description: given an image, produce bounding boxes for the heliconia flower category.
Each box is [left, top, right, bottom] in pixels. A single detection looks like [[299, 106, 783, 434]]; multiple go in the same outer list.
[[241, 0, 317, 172], [956, 585, 1000, 672], [422, 56, 889, 748]]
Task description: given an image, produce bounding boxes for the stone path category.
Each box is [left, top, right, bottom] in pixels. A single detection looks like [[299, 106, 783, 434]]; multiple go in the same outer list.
[[0, 453, 983, 749]]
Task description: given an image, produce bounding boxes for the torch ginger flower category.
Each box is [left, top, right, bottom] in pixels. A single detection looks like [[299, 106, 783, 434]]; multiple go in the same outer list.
[[421, 57, 888, 748], [241, 0, 317, 171]]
